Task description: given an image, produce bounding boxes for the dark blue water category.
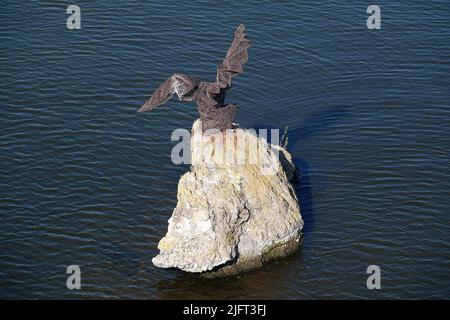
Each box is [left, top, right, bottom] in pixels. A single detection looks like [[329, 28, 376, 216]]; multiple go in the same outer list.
[[1, 1, 449, 299]]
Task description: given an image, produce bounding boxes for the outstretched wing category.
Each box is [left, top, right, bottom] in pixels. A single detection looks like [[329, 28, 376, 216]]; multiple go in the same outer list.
[[138, 73, 200, 112], [216, 24, 251, 89]]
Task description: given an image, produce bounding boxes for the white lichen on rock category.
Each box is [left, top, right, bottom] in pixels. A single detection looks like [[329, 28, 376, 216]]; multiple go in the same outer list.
[[152, 120, 303, 277]]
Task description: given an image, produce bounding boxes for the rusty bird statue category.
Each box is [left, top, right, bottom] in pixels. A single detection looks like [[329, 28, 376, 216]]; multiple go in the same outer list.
[[138, 24, 251, 132]]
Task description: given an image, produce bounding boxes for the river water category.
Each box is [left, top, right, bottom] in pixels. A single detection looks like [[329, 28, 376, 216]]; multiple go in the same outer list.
[[1, 1, 449, 299]]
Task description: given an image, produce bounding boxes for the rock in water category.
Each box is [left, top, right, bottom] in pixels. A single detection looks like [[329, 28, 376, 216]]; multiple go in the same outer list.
[[152, 120, 303, 277]]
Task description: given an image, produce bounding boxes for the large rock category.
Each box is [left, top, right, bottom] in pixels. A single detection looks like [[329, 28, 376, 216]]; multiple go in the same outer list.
[[152, 120, 303, 277]]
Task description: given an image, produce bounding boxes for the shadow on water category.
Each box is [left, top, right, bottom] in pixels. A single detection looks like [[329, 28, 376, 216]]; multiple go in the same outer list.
[[293, 157, 314, 234], [152, 249, 305, 300], [288, 106, 349, 142]]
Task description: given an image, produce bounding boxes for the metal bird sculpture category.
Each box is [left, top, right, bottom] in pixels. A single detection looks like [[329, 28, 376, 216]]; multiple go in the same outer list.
[[138, 24, 251, 132]]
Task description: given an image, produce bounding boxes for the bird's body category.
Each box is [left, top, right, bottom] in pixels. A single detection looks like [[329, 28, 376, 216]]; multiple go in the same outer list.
[[138, 24, 251, 132], [195, 82, 237, 132]]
